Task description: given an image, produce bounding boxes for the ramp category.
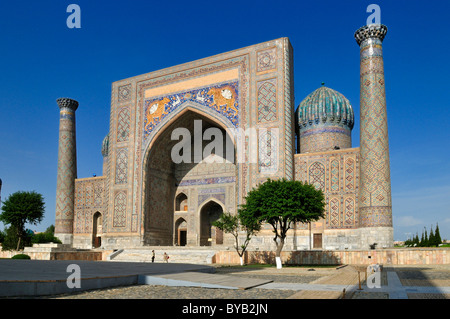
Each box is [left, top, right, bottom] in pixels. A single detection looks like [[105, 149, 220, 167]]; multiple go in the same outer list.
[[139, 271, 272, 290]]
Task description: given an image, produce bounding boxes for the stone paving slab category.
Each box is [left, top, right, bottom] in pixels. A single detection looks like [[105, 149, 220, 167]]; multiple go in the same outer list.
[[0, 259, 214, 297], [139, 271, 272, 290]]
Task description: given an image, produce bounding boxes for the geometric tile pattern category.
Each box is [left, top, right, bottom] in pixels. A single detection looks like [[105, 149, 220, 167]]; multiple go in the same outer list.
[[329, 197, 340, 227], [295, 149, 359, 229], [258, 129, 278, 174], [113, 191, 127, 227], [115, 148, 128, 184], [257, 47, 276, 72], [344, 197, 355, 226], [344, 157, 355, 192], [308, 161, 325, 191], [118, 84, 131, 102], [257, 79, 277, 123], [117, 107, 130, 142], [330, 159, 339, 193], [73, 177, 106, 234]]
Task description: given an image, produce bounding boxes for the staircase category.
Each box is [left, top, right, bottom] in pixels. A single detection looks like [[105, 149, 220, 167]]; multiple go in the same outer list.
[[109, 247, 218, 265]]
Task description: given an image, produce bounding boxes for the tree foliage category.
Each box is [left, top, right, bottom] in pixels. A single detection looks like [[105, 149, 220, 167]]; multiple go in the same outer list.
[[0, 191, 45, 250], [238, 178, 325, 265], [213, 211, 260, 265], [405, 224, 443, 247]]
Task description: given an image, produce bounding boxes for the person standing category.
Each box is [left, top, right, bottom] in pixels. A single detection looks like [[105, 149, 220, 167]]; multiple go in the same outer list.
[[151, 250, 155, 263]]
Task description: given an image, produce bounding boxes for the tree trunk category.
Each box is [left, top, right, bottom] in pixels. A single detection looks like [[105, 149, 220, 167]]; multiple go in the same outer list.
[[275, 237, 285, 269]]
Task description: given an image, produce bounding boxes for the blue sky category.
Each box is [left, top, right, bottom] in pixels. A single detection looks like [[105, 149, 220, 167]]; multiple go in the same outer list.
[[0, 0, 449, 241]]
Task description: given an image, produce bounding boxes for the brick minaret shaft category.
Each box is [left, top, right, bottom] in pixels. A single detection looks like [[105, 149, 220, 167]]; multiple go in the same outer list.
[[55, 98, 78, 245], [355, 24, 393, 247]]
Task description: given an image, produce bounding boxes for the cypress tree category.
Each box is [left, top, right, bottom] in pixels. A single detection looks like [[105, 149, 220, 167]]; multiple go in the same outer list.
[[429, 225, 436, 247], [435, 223, 442, 246]]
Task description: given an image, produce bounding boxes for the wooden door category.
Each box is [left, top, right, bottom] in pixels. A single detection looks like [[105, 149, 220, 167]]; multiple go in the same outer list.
[[313, 233, 322, 249]]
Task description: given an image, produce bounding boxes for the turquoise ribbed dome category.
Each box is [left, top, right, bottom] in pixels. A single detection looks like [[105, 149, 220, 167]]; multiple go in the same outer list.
[[296, 85, 354, 130]]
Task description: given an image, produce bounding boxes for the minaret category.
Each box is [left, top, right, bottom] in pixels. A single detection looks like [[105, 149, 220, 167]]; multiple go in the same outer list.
[[354, 24, 393, 248], [54, 98, 78, 245]]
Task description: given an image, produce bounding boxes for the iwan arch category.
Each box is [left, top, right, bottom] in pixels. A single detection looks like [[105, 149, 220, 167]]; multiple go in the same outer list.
[[54, 24, 393, 251]]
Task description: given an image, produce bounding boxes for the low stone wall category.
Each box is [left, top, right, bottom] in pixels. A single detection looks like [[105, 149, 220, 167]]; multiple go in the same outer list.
[[0, 244, 112, 261], [214, 248, 450, 265]]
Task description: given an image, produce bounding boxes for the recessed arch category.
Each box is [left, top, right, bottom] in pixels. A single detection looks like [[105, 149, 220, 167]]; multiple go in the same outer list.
[[141, 105, 237, 246], [92, 211, 102, 248], [175, 192, 188, 211], [199, 199, 225, 246]]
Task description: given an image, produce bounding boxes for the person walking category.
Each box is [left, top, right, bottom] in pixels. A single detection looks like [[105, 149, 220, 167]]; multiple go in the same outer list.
[[151, 250, 155, 263], [163, 252, 169, 263]]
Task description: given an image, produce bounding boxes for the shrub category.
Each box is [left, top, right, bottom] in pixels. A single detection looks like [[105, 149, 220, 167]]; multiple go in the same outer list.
[[11, 254, 30, 259], [31, 232, 62, 244]]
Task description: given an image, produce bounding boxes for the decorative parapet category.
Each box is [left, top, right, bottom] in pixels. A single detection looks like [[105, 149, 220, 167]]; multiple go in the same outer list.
[[354, 24, 388, 45], [56, 97, 79, 111]]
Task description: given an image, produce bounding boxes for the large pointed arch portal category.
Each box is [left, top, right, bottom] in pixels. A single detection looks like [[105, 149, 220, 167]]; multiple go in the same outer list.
[[142, 103, 238, 246]]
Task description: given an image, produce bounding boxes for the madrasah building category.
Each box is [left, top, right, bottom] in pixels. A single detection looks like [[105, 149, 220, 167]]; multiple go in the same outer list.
[[54, 23, 393, 252]]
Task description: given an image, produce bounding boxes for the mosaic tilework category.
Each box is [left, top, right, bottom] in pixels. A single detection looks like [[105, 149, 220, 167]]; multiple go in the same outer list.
[[117, 107, 130, 142], [198, 193, 225, 207], [257, 47, 277, 72], [330, 159, 339, 193], [143, 81, 239, 142], [118, 84, 131, 102], [356, 25, 392, 228], [258, 129, 278, 174], [344, 197, 355, 227], [308, 162, 325, 191], [295, 148, 360, 229], [179, 176, 235, 186], [115, 148, 128, 184], [74, 177, 106, 234], [329, 197, 340, 227], [113, 191, 127, 227], [257, 79, 277, 123]]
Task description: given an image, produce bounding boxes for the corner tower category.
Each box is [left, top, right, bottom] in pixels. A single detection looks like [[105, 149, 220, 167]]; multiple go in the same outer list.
[[355, 24, 393, 248], [54, 98, 78, 245]]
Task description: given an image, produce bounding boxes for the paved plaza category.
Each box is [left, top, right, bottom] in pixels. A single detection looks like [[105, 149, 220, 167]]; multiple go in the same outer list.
[[1, 259, 450, 299]]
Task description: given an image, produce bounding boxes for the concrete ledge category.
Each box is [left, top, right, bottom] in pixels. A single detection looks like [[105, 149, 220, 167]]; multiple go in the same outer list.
[[0, 275, 138, 297]]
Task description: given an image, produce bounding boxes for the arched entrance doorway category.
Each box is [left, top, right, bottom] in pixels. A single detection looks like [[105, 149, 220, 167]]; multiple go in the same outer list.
[[92, 212, 102, 248], [200, 201, 224, 246], [175, 217, 187, 246], [142, 107, 236, 246]]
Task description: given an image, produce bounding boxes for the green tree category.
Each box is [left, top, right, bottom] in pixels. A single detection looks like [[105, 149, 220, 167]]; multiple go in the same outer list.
[[434, 223, 442, 246], [31, 224, 62, 244], [238, 178, 325, 269], [0, 191, 45, 250], [429, 225, 436, 247], [213, 211, 260, 265], [414, 233, 420, 247], [1, 225, 32, 251]]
